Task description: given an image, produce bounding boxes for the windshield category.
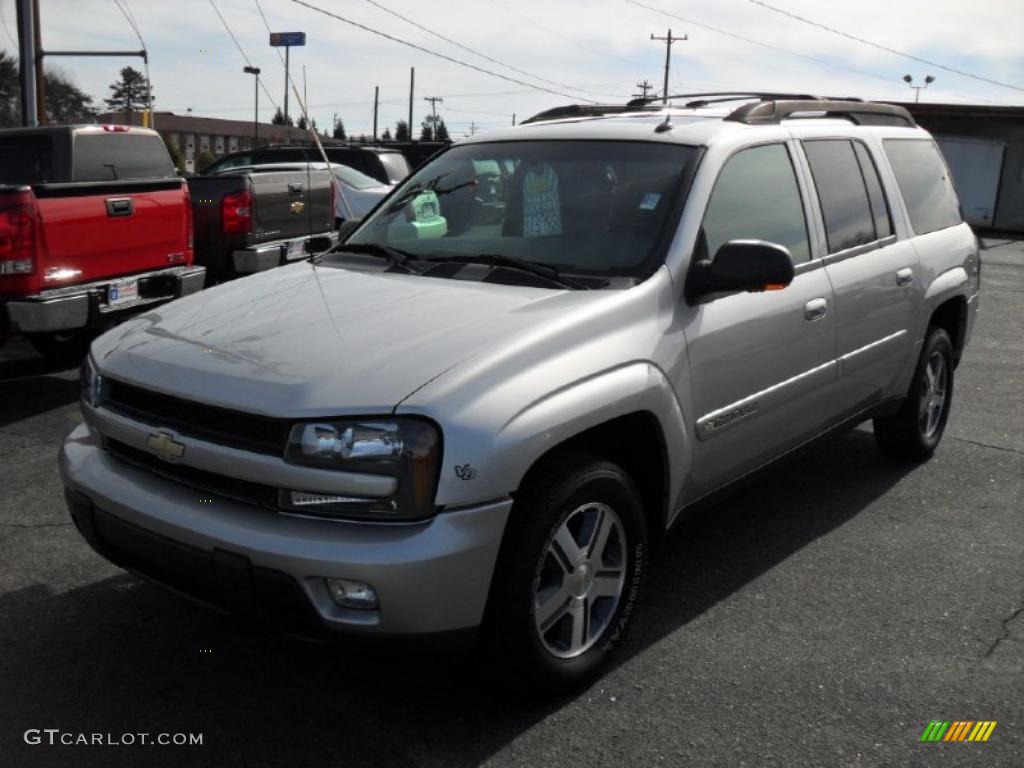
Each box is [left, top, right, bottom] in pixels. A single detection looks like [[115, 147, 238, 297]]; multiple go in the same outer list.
[[347, 140, 696, 278]]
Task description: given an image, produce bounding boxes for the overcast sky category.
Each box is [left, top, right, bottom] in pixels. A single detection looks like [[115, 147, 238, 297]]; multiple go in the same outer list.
[[3, 0, 1021, 137]]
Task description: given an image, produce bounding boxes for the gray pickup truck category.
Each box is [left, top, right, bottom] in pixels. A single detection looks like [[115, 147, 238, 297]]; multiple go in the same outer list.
[[61, 93, 979, 693], [188, 164, 335, 283]]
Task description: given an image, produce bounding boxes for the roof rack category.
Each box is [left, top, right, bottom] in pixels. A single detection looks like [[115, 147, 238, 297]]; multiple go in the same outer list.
[[725, 98, 914, 126], [522, 93, 915, 127]]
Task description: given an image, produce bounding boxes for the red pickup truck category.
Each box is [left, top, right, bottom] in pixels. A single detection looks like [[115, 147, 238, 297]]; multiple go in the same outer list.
[[0, 124, 204, 362]]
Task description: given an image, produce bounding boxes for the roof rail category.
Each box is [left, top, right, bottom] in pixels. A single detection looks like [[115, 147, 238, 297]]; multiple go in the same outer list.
[[726, 98, 915, 126], [521, 103, 664, 124], [626, 91, 820, 108]]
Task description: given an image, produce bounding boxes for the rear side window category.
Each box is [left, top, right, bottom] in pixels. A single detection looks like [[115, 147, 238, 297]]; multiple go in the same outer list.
[[853, 143, 892, 240], [0, 136, 55, 183], [74, 133, 175, 181], [803, 139, 877, 253], [701, 143, 810, 264], [884, 139, 962, 234]]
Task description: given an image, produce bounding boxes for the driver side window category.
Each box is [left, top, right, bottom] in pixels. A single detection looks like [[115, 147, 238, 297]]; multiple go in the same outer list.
[[701, 144, 810, 264]]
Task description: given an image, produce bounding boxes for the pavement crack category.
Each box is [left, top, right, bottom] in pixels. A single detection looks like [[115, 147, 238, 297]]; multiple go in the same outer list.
[[983, 597, 1024, 658], [949, 436, 1024, 457], [0, 521, 72, 529]]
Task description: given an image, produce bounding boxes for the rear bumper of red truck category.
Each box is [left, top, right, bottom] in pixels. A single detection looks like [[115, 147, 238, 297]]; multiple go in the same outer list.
[[2, 265, 205, 334]]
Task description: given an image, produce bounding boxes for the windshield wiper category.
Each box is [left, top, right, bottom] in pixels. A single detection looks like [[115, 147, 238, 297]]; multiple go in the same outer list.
[[328, 242, 426, 275], [425, 253, 588, 290]]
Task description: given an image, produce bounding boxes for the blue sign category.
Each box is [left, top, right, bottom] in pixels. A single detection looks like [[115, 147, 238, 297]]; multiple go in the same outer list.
[[270, 32, 306, 47]]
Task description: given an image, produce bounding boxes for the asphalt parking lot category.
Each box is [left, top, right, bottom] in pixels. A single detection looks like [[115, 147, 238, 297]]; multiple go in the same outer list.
[[0, 237, 1021, 768]]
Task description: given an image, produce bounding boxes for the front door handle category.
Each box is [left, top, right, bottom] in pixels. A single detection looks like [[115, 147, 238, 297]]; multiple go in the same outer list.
[[896, 267, 915, 286], [804, 298, 828, 322]]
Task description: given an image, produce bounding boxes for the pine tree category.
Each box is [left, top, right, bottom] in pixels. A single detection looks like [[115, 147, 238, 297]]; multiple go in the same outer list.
[[381, 127, 392, 141], [419, 120, 433, 141], [104, 66, 151, 114], [271, 107, 293, 126], [297, 114, 308, 130], [394, 120, 410, 141], [332, 117, 347, 140], [435, 118, 450, 142]]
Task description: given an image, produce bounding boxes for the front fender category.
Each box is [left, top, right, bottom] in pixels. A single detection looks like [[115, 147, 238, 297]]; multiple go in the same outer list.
[[405, 361, 691, 525]]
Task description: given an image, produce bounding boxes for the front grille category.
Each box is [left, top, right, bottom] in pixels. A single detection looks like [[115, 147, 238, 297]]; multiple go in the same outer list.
[[104, 379, 291, 456], [106, 438, 279, 509]]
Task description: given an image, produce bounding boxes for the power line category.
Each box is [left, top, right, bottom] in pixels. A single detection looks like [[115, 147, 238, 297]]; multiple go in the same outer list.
[[357, 0, 600, 98], [207, 0, 279, 109], [111, 0, 143, 47], [625, 0, 897, 86], [290, 0, 595, 103], [747, 0, 1024, 93]]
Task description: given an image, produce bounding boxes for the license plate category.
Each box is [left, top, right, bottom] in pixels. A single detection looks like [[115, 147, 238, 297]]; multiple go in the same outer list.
[[286, 240, 306, 259], [108, 279, 139, 306]]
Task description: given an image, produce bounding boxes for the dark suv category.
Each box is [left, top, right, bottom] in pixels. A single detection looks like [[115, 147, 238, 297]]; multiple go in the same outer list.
[[204, 145, 409, 185]]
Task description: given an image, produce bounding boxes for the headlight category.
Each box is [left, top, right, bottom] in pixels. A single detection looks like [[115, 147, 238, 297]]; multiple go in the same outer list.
[[79, 354, 104, 408], [281, 418, 440, 521]]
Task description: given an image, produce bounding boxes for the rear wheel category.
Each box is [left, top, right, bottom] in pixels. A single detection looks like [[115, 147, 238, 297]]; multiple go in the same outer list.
[[27, 330, 95, 367], [482, 453, 648, 694], [873, 326, 954, 461]]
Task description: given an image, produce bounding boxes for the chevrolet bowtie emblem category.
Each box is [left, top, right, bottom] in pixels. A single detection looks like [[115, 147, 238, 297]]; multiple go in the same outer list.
[[146, 431, 186, 463], [290, 200, 305, 214]]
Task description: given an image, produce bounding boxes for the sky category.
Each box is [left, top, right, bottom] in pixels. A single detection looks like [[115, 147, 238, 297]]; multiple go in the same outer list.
[[2, 0, 1022, 138]]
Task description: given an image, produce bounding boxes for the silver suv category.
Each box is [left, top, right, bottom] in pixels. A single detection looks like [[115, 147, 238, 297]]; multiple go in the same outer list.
[[61, 94, 980, 691]]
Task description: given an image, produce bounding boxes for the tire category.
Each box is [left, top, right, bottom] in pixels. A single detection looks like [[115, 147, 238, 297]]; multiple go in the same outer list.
[[481, 452, 649, 694], [873, 326, 954, 461], [26, 330, 95, 367]]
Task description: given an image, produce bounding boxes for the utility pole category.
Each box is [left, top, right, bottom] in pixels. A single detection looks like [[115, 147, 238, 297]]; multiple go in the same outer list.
[[408, 67, 414, 141], [32, 0, 45, 124], [424, 95, 443, 141], [373, 85, 379, 142], [469, 121, 476, 136], [650, 29, 686, 104], [15, 0, 37, 126], [633, 79, 654, 101], [512, 113, 516, 126]]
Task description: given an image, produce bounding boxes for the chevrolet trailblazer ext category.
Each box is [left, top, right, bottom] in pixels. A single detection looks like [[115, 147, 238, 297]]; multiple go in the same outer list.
[[61, 94, 979, 691]]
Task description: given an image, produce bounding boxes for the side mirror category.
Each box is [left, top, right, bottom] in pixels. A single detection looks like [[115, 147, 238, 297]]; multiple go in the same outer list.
[[336, 218, 363, 242], [688, 240, 795, 299]]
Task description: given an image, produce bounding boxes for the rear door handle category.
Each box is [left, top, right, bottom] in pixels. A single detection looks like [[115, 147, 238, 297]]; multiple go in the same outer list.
[[896, 267, 915, 286], [287, 182, 303, 196], [804, 298, 828, 322]]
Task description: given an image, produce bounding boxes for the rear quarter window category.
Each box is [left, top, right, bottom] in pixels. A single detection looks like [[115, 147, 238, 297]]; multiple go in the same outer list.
[[0, 136, 55, 183], [883, 139, 962, 235], [74, 133, 175, 182]]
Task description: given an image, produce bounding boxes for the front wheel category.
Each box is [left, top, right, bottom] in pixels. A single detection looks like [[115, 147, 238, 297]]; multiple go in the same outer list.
[[873, 326, 954, 461], [481, 453, 648, 694]]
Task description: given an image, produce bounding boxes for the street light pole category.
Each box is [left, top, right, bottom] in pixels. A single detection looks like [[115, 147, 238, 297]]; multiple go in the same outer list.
[[903, 74, 935, 103], [244, 66, 261, 149]]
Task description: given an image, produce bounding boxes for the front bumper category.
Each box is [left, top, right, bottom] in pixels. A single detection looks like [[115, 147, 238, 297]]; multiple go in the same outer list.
[[3, 265, 206, 334], [60, 422, 511, 637]]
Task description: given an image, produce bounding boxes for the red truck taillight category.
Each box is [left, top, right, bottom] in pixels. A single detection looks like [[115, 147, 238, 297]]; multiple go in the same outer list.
[[184, 185, 194, 262], [222, 189, 252, 235], [0, 203, 36, 276]]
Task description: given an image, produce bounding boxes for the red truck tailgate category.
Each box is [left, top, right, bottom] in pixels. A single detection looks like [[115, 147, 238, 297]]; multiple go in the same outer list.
[[35, 181, 190, 287]]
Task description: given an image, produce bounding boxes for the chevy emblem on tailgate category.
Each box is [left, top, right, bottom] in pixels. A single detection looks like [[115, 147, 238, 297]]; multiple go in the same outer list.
[[146, 431, 186, 463], [290, 200, 305, 214]]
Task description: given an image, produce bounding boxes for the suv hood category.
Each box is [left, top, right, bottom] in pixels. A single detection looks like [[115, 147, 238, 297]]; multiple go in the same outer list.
[[91, 262, 589, 416]]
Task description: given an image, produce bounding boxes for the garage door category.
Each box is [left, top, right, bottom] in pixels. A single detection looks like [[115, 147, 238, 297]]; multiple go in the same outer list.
[[935, 136, 1005, 227]]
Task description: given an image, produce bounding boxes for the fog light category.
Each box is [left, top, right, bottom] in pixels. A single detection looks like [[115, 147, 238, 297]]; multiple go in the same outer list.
[[325, 578, 378, 610]]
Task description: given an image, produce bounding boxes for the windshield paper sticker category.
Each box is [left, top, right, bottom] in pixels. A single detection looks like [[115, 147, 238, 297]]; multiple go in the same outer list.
[[522, 164, 562, 238], [639, 192, 661, 211]]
